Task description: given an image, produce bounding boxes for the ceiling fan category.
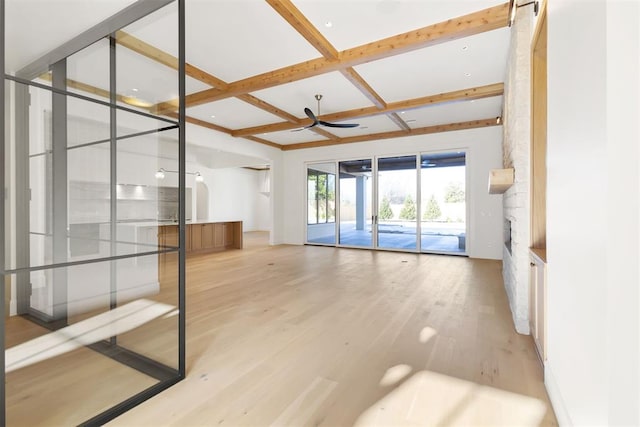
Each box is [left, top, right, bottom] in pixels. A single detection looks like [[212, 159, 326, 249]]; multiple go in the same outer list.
[[293, 94, 359, 131]]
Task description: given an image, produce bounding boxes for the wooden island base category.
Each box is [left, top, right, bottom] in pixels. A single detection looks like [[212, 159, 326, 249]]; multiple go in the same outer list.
[[159, 221, 243, 254]]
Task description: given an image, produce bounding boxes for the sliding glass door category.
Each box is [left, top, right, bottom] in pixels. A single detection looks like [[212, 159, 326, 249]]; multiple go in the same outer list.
[[306, 152, 466, 256], [338, 159, 373, 248], [376, 155, 418, 251], [420, 152, 467, 254]]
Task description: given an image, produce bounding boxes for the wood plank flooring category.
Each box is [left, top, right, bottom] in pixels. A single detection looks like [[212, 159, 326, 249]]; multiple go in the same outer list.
[[108, 232, 557, 426]]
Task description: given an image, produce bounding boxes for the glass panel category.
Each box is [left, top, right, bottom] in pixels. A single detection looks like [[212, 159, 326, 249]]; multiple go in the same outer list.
[[338, 159, 372, 247], [5, 257, 174, 425], [420, 152, 467, 254], [377, 155, 417, 250], [306, 162, 336, 245], [67, 38, 110, 103], [26, 83, 54, 273], [67, 94, 111, 148], [5, 1, 182, 424], [115, 252, 179, 369], [116, 109, 179, 255], [117, 3, 179, 115]]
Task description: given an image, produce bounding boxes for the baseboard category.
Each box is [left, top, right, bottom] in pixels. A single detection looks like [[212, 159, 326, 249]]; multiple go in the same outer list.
[[545, 363, 573, 426]]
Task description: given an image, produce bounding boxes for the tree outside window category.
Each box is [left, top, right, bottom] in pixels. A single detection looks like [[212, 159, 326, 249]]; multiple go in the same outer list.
[[399, 195, 417, 220], [379, 196, 394, 220], [423, 194, 442, 221]]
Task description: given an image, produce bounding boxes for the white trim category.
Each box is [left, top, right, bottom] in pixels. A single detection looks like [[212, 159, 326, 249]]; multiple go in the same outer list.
[[545, 363, 573, 426]]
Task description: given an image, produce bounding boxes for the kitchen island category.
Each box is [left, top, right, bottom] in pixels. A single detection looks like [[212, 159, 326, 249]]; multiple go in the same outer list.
[[156, 220, 243, 254]]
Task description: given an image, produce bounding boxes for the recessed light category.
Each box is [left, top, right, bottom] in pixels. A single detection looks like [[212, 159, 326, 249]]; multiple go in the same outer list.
[[400, 111, 406, 114], [324, 21, 333, 28], [464, 72, 471, 77], [462, 46, 468, 51], [132, 88, 139, 92], [210, 115, 216, 118], [406, 119, 417, 123]]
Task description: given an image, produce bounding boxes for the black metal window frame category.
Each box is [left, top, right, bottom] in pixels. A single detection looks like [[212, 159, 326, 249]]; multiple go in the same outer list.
[[0, 0, 187, 425]]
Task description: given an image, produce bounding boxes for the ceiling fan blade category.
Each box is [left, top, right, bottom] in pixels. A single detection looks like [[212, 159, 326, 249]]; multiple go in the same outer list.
[[319, 121, 359, 128], [290, 122, 318, 132], [304, 107, 318, 123]]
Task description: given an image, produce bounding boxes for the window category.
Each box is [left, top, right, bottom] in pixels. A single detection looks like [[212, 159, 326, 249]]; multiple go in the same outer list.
[[307, 169, 335, 225]]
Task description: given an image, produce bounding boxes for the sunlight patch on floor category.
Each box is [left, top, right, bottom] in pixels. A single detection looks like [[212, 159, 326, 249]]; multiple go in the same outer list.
[[380, 364, 413, 387], [419, 326, 437, 343], [6, 299, 175, 373], [356, 370, 548, 426]]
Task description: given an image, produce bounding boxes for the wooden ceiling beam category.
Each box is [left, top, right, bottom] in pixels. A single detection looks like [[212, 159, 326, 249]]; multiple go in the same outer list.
[[281, 118, 499, 151], [242, 135, 284, 150], [266, 0, 339, 60], [388, 112, 411, 131], [164, 112, 234, 135], [323, 82, 504, 121], [310, 128, 340, 140], [235, 94, 300, 123], [339, 68, 386, 109], [163, 2, 509, 109], [39, 72, 154, 109], [116, 31, 229, 89], [232, 82, 503, 137]]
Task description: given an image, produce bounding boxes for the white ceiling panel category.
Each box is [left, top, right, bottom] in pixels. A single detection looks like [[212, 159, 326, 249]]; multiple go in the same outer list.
[[266, 129, 330, 146], [187, 98, 283, 129], [354, 28, 510, 103], [402, 96, 503, 128], [5, 0, 136, 73], [251, 71, 376, 118], [293, 0, 506, 52]]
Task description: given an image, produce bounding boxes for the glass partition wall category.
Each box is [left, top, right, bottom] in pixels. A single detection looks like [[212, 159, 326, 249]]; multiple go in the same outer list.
[[2, 0, 186, 425]]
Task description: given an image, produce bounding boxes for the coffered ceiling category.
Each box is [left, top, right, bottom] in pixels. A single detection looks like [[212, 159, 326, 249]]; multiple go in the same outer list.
[[6, 0, 512, 151]]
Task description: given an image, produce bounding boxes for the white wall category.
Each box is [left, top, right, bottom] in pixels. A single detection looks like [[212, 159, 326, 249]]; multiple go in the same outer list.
[[281, 126, 504, 260], [502, 2, 534, 334], [199, 166, 270, 232], [545, 0, 639, 425]]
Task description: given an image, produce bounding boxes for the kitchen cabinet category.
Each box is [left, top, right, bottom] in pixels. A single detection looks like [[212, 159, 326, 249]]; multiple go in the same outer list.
[[164, 221, 243, 254]]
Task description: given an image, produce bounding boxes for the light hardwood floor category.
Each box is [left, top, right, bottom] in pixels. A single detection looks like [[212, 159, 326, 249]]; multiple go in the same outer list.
[[108, 232, 557, 426]]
